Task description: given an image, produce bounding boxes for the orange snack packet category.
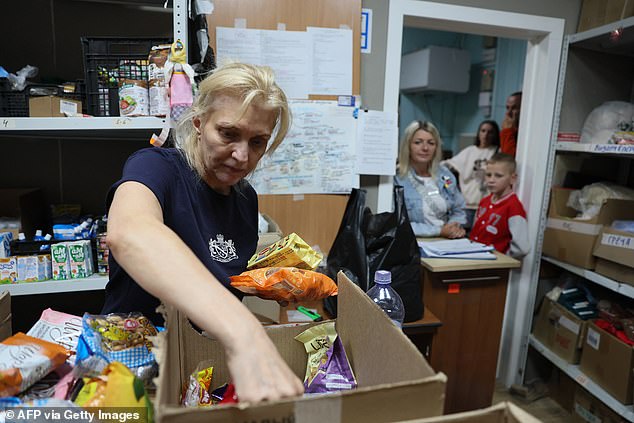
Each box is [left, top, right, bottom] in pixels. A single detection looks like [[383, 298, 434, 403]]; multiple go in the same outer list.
[[0, 332, 69, 397], [230, 267, 338, 302]]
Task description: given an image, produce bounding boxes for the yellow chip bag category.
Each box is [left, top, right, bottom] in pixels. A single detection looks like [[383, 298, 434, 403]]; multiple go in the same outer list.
[[248, 233, 323, 270]]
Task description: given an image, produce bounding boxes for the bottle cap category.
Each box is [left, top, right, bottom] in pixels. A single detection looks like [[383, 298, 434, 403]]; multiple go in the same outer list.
[[44, 234, 52, 241], [374, 270, 391, 284], [35, 230, 42, 237], [18, 232, 26, 241]]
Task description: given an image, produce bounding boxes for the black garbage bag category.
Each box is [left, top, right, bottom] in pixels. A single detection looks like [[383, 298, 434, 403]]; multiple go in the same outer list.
[[324, 186, 423, 322]]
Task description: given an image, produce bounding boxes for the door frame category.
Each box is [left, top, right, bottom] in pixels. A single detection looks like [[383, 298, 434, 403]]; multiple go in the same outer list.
[[380, 0, 564, 386]]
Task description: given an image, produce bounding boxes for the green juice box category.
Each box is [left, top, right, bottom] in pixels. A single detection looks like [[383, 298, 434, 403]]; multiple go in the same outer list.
[[51, 243, 70, 280]]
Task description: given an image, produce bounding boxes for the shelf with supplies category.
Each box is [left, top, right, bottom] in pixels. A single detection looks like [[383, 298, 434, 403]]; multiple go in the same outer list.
[[542, 256, 634, 299], [529, 335, 634, 422], [0, 116, 167, 139], [556, 142, 634, 155], [0, 274, 108, 296]]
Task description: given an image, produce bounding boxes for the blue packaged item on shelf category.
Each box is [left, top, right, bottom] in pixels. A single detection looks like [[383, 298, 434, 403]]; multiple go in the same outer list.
[[53, 224, 78, 240], [0, 232, 12, 258]]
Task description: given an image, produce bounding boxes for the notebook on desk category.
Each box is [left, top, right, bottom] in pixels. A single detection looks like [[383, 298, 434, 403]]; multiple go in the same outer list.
[[418, 238, 496, 260]]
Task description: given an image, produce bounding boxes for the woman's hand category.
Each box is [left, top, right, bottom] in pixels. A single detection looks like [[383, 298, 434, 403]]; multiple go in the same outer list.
[[440, 222, 465, 239], [226, 324, 304, 403]]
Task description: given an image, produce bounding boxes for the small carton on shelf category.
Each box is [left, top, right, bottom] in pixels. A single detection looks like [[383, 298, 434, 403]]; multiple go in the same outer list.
[[0, 257, 17, 284], [51, 243, 70, 280], [155, 273, 447, 422], [542, 188, 634, 269], [532, 297, 587, 364], [572, 385, 623, 423], [579, 320, 634, 405], [16, 255, 51, 282], [29, 96, 82, 117], [592, 226, 634, 285]]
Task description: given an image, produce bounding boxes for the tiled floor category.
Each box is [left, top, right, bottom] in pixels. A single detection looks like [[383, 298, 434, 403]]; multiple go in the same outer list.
[[492, 382, 572, 422]]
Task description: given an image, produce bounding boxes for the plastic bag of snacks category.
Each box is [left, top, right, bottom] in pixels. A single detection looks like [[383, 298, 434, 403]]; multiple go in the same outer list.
[[181, 362, 214, 407], [230, 267, 338, 302], [247, 233, 323, 270], [75, 312, 159, 382], [0, 333, 69, 397]]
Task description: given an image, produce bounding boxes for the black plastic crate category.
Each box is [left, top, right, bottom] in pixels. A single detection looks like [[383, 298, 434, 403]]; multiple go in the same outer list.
[[81, 36, 171, 117]]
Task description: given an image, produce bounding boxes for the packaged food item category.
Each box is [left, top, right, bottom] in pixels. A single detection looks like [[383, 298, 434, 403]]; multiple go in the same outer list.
[[0, 232, 12, 258], [247, 233, 323, 270], [295, 322, 357, 394], [118, 79, 149, 116], [51, 243, 70, 280], [27, 308, 83, 364], [0, 333, 69, 397], [148, 44, 171, 117], [75, 312, 158, 382], [230, 267, 337, 302], [0, 256, 18, 284], [181, 363, 214, 407]]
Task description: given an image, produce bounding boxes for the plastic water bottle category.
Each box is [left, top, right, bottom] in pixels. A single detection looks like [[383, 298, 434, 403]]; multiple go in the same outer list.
[[367, 270, 405, 328]]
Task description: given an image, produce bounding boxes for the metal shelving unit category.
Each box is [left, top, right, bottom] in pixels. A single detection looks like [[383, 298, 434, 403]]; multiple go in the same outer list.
[[529, 335, 634, 422], [526, 16, 634, 422]]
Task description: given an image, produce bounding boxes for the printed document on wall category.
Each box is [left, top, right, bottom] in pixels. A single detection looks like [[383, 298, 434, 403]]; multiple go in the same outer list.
[[307, 27, 353, 95], [356, 110, 398, 175], [216, 27, 262, 66], [249, 100, 359, 194]]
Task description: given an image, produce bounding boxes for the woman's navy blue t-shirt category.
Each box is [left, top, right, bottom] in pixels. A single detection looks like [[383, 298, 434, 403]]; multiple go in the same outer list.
[[102, 147, 259, 325]]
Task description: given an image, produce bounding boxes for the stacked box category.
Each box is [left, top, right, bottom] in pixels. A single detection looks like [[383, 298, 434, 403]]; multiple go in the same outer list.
[[67, 240, 93, 279], [0, 257, 17, 284], [17, 255, 48, 282], [51, 243, 70, 280]]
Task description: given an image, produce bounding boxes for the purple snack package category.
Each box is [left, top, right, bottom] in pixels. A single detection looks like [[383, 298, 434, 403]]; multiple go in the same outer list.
[[305, 337, 357, 394]]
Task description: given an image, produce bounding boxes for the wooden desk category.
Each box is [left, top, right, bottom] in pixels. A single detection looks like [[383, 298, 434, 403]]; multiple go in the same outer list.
[[420, 249, 520, 414]]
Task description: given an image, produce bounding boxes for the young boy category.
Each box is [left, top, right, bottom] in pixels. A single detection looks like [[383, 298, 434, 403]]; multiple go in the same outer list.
[[469, 153, 530, 258]]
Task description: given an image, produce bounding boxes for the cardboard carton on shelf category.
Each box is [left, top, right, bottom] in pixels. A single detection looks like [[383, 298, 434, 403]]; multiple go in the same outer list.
[[542, 187, 634, 269], [155, 273, 447, 423], [400, 401, 540, 423], [531, 297, 587, 364], [579, 320, 634, 405], [572, 385, 623, 423], [592, 226, 634, 285], [577, 0, 634, 33], [29, 96, 82, 117]]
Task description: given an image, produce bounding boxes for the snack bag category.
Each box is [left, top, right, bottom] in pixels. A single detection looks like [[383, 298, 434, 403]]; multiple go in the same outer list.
[[0, 333, 69, 397], [75, 312, 158, 381], [295, 321, 337, 386], [181, 363, 214, 407], [230, 267, 337, 302], [247, 233, 323, 270], [27, 308, 83, 364]]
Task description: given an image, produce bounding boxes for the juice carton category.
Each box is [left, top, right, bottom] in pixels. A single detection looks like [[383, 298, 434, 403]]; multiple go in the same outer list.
[[17, 256, 39, 282], [39, 254, 52, 280], [67, 241, 92, 279], [51, 243, 70, 280], [0, 232, 12, 258], [0, 257, 17, 284]]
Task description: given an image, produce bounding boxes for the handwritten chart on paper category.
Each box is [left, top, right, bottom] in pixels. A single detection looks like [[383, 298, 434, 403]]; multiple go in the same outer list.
[[249, 101, 358, 194]]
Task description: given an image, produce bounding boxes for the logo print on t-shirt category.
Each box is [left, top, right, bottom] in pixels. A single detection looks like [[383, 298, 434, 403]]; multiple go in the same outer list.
[[209, 234, 238, 263]]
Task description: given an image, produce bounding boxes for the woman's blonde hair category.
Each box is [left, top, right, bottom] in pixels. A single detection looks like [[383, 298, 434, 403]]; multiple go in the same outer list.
[[174, 62, 291, 178], [397, 120, 443, 178]]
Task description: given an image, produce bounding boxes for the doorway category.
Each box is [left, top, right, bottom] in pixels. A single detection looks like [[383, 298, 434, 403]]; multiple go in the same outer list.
[[380, 0, 565, 388]]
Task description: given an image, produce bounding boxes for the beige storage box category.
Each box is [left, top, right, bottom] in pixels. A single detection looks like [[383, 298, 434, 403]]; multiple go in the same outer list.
[[593, 226, 634, 285], [532, 297, 587, 364], [29, 96, 82, 117]]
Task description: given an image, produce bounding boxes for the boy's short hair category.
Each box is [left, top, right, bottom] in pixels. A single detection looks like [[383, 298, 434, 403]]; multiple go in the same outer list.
[[488, 152, 516, 173]]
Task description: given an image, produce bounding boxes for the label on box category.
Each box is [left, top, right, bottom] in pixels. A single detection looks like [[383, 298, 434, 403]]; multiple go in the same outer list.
[[558, 315, 580, 335], [586, 327, 600, 350], [59, 100, 78, 115], [601, 233, 634, 250], [546, 218, 601, 235]]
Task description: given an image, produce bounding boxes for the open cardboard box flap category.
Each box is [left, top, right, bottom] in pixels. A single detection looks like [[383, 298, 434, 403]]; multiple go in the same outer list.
[[155, 272, 446, 422]]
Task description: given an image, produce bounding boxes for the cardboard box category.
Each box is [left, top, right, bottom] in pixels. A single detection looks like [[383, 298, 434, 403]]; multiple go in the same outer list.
[[0, 189, 47, 238], [572, 385, 623, 423], [256, 213, 283, 252], [579, 321, 634, 405], [400, 401, 540, 422], [593, 227, 634, 285], [241, 296, 281, 324], [155, 273, 447, 422], [577, 0, 634, 33], [0, 291, 11, 342], [29, 96, 82, 117], [532, 297, 587, 364], [542, 188, 634, 269]]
